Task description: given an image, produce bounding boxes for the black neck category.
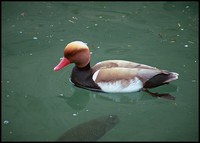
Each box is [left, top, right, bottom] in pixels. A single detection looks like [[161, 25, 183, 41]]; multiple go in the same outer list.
[[71, 62, 100, 90], [75, 62, 91, 71]]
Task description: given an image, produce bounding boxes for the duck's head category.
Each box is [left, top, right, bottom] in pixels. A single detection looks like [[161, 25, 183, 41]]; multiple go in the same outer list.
[[54, 41, 90, 71]]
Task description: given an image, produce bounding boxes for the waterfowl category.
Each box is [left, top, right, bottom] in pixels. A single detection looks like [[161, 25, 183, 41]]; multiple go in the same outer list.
[[54, 41, 178, 93]]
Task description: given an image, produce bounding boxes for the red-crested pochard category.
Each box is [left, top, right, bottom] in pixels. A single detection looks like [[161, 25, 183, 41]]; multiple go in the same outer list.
[[54, 41, 178, 93]]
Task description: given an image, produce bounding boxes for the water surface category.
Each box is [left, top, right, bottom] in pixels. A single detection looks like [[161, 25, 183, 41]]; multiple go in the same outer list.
[[2, 2, 198, 141]]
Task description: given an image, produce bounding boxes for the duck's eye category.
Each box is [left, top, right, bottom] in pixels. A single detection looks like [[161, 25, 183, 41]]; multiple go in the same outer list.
[[66, 52, 75, 58]]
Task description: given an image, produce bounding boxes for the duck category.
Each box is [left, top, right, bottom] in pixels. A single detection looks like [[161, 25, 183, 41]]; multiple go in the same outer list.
[[54, 41, 179, 93]]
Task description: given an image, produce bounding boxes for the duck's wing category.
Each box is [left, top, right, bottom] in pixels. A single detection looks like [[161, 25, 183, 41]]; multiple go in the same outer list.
[[92, 60, 157, 73], [93, 67, 161, 83]]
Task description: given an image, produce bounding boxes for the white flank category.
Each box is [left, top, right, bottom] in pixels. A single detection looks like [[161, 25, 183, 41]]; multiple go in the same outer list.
[[92, 70, 100, 81], [96, 77, 143, 93]]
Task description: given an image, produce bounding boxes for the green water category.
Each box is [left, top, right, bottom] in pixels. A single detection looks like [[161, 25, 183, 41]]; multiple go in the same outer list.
[[2, 2, 198, 141]]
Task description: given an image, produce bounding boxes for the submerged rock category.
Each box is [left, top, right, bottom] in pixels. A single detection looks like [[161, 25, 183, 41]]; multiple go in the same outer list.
[[57, 114, 119, 141]]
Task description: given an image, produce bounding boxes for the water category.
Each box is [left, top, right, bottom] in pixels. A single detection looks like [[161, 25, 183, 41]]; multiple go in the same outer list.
[[2, 2, 198, 141]]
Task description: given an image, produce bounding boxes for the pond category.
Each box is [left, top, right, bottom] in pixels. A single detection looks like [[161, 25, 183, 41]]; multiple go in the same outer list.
[[2, 2, 198, 141]]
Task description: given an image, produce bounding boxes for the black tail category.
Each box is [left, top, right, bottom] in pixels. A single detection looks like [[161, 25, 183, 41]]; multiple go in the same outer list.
[[144, 73, 175, 88]]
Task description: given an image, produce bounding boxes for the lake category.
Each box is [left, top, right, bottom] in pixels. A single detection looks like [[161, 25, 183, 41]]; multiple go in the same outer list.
[[2, 1, 198, 141]]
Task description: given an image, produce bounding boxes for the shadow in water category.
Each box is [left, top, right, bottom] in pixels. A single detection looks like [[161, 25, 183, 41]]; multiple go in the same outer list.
[[57, 114, 119, 141]]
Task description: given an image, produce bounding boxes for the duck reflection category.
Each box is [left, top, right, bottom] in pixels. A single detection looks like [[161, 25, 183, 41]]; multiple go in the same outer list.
[[58, 86, 90, 111], [93, 84, 178, 103], [143, 83, 178, 100], [59, 84, 178, 110]]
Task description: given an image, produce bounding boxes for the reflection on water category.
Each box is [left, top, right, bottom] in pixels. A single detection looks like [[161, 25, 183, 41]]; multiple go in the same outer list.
[[60, 82, 178, 112], [58, 87, 90, 112]]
